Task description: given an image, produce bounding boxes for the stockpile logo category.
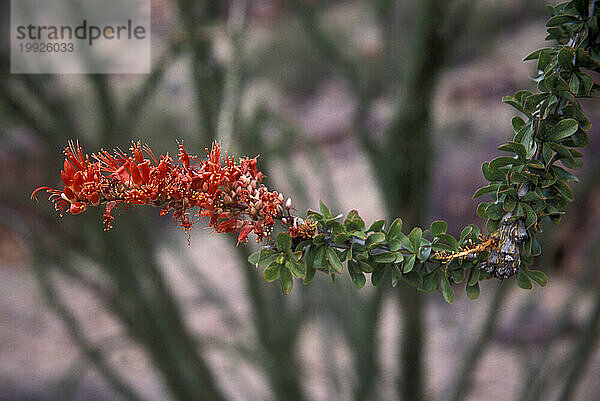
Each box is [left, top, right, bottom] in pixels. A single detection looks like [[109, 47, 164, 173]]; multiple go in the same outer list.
[[11, 0, 150, 73]]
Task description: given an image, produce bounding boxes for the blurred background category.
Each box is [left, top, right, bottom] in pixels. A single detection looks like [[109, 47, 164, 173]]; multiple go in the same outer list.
[[1, 0, 600, 400]]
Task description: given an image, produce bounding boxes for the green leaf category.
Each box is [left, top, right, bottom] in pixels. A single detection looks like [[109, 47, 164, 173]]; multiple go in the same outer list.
[[551, 165, 579, 183], [550, 142, 574, 162], [542, 143, 554, 166], [334, 233, 350, 244], [437, 233, 458, 251], [366, 232, 386, 248], [473, 184, 499, 199], [350, 230, 367, 240], [512, 116, 526, 132], [526, 269, 548, 287], [452, 268, 466, 284], [387, 218, 403, 239], [374, 252, 397, 264], [402, 271, 423, 288], [276, 233, 292, 253], [527, 160, 544, 170], [516, 171, 538, 185], [344, 210, 365, 231], [521, 191, 544, 202], [390, 264, 402, 287], [577, 73, 594, 96], [477, 202, 489, 219], [561, 153, 583, 169], [519, 126, 535, 157], [502, 96, 524, 113], [280, 267, 293, 294], [368, 219, 386, 232], [486, 203, 504, 220], [305, 245, 316, 266], [537, 50, 552, 71], [276, 254, 285, 265], [351, 270, 366, 289], [524, 93, 550, 114], [467, 267, 481, 287], [432, 243, 453, 252], [499, 186, 518, 199], [503, 197, 517, 212], [516, 269, 532, 289], [430, 220, 447, 236], [459, 225, 474, 246], [466, 283, 480, 300], [421, 270, 440, 293], [403, 254, 416, 273], [498, 141, 527, 160], [325, 215, 344, 226], [408, 227, 423, 253], [514, 202, 526, 217], [523, 48, 542, 61], [348, 261, 366, 289], [313, 246, 327, 269], [441, 273, 455, 304], [247, 251, 260, 266], [557, 47, 574, 70], [482, 162, 506, 181], [313, 233, 327, 245], [569, 74, 580, 95], [388, 238, 402, 251], [326, 247, 344, 274], [263, 263, 281, 282], [554, 180, 574, 201], [547, 118, 579, 142], [487, 219, 500, 233], [304, 249, 317, 284], [371, 263, 386, 287], [257, 248, 278, 268], [398, 232, 411, 250], [546, 14, 580, 27], [576, 48, 600, 72], [357, 260, 373, 273], [523, 203, 538, 228], [490, 156, 520, 170], [286, 260, 307, 279], [319, 200, 333, 218]]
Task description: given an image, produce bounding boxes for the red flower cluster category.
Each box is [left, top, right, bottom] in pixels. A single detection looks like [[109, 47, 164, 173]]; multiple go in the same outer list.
[[32, 140, 289, 244]]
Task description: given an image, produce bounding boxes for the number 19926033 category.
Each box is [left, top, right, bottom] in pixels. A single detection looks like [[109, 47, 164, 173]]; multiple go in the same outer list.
[[19, 42, 74, 53]]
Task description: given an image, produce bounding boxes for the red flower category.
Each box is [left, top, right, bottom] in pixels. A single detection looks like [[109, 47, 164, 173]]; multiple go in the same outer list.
[[32, 140, 290, 243]]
